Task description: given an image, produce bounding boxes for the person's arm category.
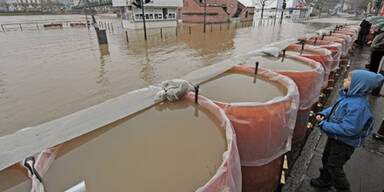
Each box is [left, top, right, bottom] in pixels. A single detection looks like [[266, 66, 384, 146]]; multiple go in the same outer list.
[[318, 107, 332, 119], [371, 32, 384, 48], [320, 105, 368, 137]]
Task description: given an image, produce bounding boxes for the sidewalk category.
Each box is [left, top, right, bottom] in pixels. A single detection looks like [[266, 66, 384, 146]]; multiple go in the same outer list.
[[283, 46, 384, 192]]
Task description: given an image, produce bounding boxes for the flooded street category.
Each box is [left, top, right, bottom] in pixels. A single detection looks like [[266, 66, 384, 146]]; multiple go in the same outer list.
[[0, 15, 330, 136]]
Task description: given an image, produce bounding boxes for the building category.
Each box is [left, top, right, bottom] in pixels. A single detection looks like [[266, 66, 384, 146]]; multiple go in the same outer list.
[[112, 0, 181, 29], [69, 0, 80, 7], [182, 0, 255, 23], [5, 0, 63, 11], [6, 0, 42, 11]]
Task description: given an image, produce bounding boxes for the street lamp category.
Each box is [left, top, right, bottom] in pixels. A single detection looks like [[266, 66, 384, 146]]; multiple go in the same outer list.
[[261, 1, 265, 20], [204, 0, 207, 33], [133, 0, 150, 40]]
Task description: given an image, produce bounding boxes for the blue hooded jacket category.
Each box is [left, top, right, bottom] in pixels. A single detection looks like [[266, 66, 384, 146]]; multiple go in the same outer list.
[[319, 70, 384, 147]]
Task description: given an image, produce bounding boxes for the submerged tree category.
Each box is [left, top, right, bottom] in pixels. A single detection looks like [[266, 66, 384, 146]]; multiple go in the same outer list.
[[257, 0, 271, 19]]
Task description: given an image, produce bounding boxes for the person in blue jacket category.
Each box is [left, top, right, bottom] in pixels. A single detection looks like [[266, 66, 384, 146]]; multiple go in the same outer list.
[[310, 70, 384, 191]]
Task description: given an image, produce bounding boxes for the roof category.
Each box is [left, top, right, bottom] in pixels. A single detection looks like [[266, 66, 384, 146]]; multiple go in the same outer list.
[[255, 0, 298, 9], [113, 0, 182, 7], [146, 0, 182, 7], [238, 0, 255, 7]]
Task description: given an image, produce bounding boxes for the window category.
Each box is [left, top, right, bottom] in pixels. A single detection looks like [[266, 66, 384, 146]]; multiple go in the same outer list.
[[135, 14, 143, 20], [155, 14, 158, 19], [149, 14, 153, 19], [168, 13, 175, 19], [163, 8, 168, 19], [145, 14, 149, 19]]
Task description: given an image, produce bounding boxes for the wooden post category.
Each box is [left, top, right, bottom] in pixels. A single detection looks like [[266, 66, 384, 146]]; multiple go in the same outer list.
[[220, 23, 221, 31], [210, 23, 213, 32], [160, 28, 163, 39], [125, 30, 129, 43], [19, 24, 23, 31], [1, 24, 4, 32], [189, 26, 191, 35]]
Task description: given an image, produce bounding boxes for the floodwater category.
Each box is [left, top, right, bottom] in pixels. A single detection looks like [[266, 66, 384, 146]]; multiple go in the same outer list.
[[0, 15, 331, 136], [1, 98, 227, 192], [200, 72, 287, 103], [246, 55, 315, 71]]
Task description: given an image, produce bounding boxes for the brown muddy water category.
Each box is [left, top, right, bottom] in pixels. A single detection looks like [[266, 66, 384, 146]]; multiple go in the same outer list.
[[0, 15, 331, 137], [1, 98, 227, 192], [200, 72, 287, 103], [246, 55, 315, 71]]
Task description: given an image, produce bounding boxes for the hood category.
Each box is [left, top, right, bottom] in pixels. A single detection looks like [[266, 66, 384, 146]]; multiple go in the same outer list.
[[347, 70, 384, 97]]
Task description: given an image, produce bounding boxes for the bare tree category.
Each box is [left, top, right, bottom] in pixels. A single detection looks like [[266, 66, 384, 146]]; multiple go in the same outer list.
[[351, 0, 369, 13], [306, 0, 340, 16], [257, 0, 270, 19]]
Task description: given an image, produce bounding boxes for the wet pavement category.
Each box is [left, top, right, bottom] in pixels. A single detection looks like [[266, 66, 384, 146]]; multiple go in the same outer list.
[[283, 45, 384, 192]]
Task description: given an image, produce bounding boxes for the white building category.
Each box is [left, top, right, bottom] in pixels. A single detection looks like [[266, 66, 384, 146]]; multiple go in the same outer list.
[[112, 0, 181, 29], [255, 0, 303, 9], [6, 0, 45, 11], [69, 0, 80, 8]]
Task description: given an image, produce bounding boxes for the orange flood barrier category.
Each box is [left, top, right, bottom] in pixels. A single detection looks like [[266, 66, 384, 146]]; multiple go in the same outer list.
[[200, 66, 299, 192], [331, 33, 353, 50], [184, 93, 242, 192], [244, 54, 324, 143], [303, 40, 343, 89], [310, 36, 347, 57], [336, 26, 360, 42], [285, 44, 332, 89], [275, 56, 324, 143], [0, 93, 242, 192], [304, 39, 343, 71]]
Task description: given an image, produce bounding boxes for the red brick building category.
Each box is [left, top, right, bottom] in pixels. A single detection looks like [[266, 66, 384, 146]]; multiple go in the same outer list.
[[182, 0, 254, 23]]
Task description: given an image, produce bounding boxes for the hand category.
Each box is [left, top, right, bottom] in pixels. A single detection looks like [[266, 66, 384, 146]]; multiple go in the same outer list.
[[316, 115, 325, 121]]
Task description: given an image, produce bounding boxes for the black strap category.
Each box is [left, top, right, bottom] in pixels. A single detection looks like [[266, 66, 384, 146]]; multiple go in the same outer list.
[[24, 156, 44, 185]]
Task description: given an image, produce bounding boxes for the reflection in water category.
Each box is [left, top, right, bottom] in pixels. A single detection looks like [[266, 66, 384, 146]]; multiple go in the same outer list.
[[139, 41, 156, 85], [0, 72, 5, 99], [96, 44, 111, 98], [97, 44, 110, 85], [178, 24, 236, 63]]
